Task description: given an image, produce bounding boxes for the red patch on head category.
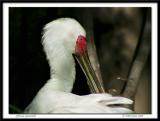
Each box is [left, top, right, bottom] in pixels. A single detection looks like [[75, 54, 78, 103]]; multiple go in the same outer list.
[[75, 35, 87, 55]]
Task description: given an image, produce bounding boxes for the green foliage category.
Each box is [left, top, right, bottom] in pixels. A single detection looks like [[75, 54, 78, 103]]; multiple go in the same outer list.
[[9, 104, 23, 113]]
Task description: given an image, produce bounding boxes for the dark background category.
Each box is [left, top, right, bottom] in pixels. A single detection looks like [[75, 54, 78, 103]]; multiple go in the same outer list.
[[9, 7, 151, 113]]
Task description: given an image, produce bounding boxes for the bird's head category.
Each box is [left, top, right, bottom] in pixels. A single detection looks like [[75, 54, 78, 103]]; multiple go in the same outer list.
[[42, 18, 105, 93]]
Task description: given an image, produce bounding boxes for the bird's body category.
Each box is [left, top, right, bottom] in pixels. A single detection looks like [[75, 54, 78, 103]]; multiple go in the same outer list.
[[25, 91, 132, 113], [24, 18, 133, 113]]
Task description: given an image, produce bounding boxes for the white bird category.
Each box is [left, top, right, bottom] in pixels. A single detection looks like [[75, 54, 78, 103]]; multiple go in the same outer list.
[[24, 18, 133, 113]]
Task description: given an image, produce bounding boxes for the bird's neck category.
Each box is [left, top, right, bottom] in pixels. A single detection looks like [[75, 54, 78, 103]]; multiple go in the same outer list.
[[44, 45, 75, 92]]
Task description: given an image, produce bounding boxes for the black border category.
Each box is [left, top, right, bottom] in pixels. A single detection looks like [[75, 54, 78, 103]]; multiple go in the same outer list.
[[0, 0, 159, 119]]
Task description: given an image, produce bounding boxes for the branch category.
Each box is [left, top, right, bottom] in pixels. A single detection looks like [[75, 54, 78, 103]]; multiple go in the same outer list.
[[122, 9, 151, 102]]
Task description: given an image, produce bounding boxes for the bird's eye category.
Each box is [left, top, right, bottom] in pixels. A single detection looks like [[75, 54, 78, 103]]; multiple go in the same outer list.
[[78, 35, 85, 42], [80, 37, 83, 41]]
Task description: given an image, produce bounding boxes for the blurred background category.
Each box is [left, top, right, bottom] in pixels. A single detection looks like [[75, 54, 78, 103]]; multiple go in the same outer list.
[[9, 7, 151, 113]]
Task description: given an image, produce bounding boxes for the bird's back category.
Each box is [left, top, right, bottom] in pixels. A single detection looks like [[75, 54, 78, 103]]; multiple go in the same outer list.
[[24, 88, 133, 113]]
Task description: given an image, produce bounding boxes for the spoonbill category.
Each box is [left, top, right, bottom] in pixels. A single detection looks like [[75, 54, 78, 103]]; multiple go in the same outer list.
[[24, 18, 133, 113]]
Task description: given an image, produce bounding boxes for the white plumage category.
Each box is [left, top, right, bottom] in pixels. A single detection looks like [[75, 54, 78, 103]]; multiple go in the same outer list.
[[24, 18, 133, 113]]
